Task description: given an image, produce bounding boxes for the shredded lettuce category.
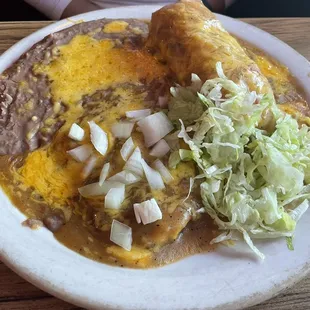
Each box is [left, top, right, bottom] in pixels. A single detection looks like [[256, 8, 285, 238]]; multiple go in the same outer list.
[[168, 150, 181, 169], [286, 236, 294, 251], [168, 85, 204, 126], [168, 62, 310, 259]]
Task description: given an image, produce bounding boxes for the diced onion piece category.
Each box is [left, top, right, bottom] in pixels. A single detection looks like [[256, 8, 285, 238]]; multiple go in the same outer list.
[[196, 208, 206, 214], [99, 162, 110, 186], [78, 181, 123, 197], [137, 112, 174, 147], [134, 198, 162, 225], [89, 121, 108, 156], [124, 147, 144, 177], [120, 137, 135, 161], [126, 109, 151, 120], [82, 155, 97, 179], [152, 159, 174, 183], [149, 139, 170, 158], [190, 73, 202, 91], [110, 219, 132, 251], [68, 123, 84, 141], [111, 122, 134, 139], [108, 170, 141, 185], [141, 159, 165, 190], [105, 185, 125, 209], [67, 144, 92, 162]]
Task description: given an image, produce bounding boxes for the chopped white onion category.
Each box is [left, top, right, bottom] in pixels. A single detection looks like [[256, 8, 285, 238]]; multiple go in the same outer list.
[[120, 137, 135, 161], [152, 159, 174, 183], [137, 112, 174, 147], [67, 144, 92, 162], [82, 155, 97, 178], [196, 208, 206, 214], [149, 139, 170, 158], [99, 162, 110, 186], [110, 219, 132, 251], [126, 109, 151, 120], [68, 123, 84, 141], [111, 122, 134, 139], [141, 159, 165, 190], [108, 170, 141, 185], [78, 181, 123, 197], [105, 185, 125, 209], [134, 198, 162, 225], [124, 147, 144, 177], [190, 73, 202, 92], [89, 121, 108, 156]]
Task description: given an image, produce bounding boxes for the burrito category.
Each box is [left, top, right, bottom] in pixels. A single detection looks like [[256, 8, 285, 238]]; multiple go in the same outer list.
[[147, 0, 272, 95]]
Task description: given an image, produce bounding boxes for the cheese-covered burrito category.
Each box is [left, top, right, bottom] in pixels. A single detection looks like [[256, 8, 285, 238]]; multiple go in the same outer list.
[[147, 0, 272, 95]]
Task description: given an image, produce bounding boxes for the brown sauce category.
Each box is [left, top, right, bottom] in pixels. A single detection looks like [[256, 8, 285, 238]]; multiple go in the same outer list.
[[0, 152, 217, 268]]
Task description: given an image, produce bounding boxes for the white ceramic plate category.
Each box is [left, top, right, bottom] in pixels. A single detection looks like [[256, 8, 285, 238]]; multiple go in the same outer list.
[[1, 5, 310, 310]]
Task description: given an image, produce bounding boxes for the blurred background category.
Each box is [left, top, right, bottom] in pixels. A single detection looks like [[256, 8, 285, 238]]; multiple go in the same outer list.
[[0, 0, 310, 21]]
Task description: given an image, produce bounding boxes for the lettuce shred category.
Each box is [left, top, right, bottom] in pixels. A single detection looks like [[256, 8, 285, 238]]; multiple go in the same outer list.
[[168, 62, 310, 259]]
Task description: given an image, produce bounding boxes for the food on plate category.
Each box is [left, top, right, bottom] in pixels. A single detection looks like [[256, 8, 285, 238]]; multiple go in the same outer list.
[[167, 63, 310, 259], [240, 40, 310, 124], [148, 0, 310, 124], [0, 0, 309, 268]]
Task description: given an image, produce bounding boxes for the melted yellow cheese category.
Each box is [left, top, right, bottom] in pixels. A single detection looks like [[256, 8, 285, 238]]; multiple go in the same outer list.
[[15, 34, 168, 208], [106, 245, 151, 267], [254, 55, 288, 79], [169, 161, 196, 181], [243, 43, 310, 125], [152, 161, 196, 214], [34, 35, 166, 104], [16, 87, 150, 206], [103, 21, 129, 33], [18, 143, 84, 206]]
